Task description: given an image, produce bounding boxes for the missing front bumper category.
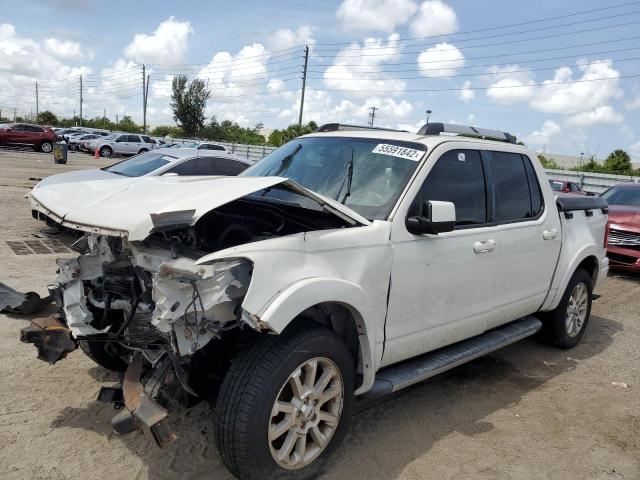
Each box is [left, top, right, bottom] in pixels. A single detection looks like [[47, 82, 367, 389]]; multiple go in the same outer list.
[[98, 353, 177, 448]]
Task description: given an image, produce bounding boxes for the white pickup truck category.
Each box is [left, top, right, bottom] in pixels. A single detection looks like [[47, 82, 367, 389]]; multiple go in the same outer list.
[[23, 122, 609, 480]]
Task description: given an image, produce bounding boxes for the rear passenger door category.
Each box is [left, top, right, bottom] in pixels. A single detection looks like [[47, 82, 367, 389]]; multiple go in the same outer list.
[[484, 150, 561, 329]]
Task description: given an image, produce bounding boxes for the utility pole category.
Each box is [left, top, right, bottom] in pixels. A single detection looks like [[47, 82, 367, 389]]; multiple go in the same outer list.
[[142, 65, 147, 134], [298, 45, 309, 126], [14, 108, 17, 122], [35, 82, 39, 124], [425, 109, 432, 125], [103, 108, 106, 128], [116, 114, 119, 130], [368, 106, 377, 127], [79, 75, 83, 127]]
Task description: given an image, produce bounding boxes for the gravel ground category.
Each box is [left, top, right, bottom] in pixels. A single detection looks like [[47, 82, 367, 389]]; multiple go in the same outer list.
[[0, 148, 638, 480]]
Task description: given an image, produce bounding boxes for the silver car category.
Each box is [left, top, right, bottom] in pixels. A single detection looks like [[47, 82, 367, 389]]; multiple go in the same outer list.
[[95, 133, 158, 157]]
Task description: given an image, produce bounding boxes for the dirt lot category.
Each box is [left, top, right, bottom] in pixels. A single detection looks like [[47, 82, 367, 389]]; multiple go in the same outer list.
[[0, 148, 638, 480]]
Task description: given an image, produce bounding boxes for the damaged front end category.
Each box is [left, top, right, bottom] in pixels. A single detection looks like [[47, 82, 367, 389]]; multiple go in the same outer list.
[[22, 232, 253, 447]]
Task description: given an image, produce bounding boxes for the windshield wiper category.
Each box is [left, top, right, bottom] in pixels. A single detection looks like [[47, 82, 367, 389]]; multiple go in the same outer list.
[[271, 143, 302, 176], [340, 148, 354, 205]]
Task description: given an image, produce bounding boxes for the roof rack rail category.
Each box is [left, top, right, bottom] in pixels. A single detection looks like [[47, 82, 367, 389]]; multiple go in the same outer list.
[[316, 123, 408, 133], [417, 122, 517, 144]]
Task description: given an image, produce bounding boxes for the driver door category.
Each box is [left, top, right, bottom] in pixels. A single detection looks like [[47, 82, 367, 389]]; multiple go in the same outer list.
[[382, 146, 499, 367]]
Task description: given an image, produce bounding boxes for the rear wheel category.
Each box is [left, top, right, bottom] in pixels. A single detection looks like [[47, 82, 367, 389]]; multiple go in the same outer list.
[[541, 268, 593, 349], [40, 141, 53, 153], [138, 148, 148, 154], [99, 146, 112, 157], [214, 322, 355, 480]]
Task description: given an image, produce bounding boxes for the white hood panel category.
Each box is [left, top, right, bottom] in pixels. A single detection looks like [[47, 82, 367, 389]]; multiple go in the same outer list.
[[29, 175, 369, 240]]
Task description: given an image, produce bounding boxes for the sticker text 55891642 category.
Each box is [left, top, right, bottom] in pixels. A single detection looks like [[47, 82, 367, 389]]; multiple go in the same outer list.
[[371, 144, 424, 161]]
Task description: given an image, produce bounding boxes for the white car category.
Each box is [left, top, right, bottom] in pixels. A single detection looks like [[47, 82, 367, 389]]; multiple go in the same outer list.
[[24, 122, 609, 480], [95, 133, 158, 157]]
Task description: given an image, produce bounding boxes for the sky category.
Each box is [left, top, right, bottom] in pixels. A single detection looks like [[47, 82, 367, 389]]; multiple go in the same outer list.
[[1, 0, 640, 160]]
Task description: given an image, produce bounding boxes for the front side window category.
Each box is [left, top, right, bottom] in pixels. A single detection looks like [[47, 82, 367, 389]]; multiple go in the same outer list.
[[490, 151, 534, 222], [242, 136, 424, 220], [549, 180, 564, 191], [115, 135, 128, 142], [128, 135, 141, 143], [416, 149, 487, 227], [103, 151, 176, 177]]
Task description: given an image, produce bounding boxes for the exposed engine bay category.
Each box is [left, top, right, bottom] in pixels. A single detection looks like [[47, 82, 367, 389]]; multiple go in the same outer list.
[[21, 191, 355, 445]]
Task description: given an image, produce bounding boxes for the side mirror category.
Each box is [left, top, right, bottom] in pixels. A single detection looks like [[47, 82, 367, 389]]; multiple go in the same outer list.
[[406, 201, 456, 235]]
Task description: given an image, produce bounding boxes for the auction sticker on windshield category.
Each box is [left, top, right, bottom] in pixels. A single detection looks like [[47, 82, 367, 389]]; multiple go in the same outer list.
[[372, 143, 424, 161]]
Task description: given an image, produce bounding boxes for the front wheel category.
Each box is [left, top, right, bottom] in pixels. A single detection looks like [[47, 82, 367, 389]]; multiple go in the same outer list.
[[214, 322, 355, 480], [541, 268, 593, 349], [99, 146, 112, 157]]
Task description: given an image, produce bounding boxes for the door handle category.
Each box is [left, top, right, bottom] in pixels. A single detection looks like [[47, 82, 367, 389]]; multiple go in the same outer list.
[[543, 229, 558, 240], [473, 239, 496, 254]]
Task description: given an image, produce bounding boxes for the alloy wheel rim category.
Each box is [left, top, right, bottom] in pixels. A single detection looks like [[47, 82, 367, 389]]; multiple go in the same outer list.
[[42, 143, 52, 152], [566, 282, 588, 337], [268, 357, 344, 470]]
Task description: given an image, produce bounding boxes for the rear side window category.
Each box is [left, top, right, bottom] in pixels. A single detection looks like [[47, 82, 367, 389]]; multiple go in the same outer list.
[[167, 158, 199, 175], [141, 135, 153, 143], [523, 155, 544, 217], [490, 151, 542, 222], [128, 135, 141, 143], [418, 149, 487, 227], [197, 157, 248, 176]]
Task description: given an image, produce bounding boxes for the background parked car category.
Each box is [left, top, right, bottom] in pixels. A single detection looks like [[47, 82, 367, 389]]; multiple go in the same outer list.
[[0, 123, 59, 152], [601, 183, 640, 272], [549, 179, 588, 195], [68, 134, 100, 151], [95, 133, 157, 157]]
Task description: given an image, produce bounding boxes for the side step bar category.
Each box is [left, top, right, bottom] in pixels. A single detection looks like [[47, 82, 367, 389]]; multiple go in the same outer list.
[[362, 316, 542, 401]]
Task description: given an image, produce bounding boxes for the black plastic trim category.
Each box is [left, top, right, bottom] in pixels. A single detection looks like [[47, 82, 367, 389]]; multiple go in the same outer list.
[[556, 195, 608, 213]]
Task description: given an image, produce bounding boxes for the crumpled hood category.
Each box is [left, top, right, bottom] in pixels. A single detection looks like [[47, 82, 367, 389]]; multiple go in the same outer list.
[[36, 168, 120, 188], [28, 175, 370, 240], [608, 205, 640, 233]]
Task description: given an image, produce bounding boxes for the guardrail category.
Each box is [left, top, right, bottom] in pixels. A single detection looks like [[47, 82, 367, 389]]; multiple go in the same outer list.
[[544, 169, 640, 194], [165, 138, 276, 162]]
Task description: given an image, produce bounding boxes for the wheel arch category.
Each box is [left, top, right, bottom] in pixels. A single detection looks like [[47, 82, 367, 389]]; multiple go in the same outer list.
[[542, 249, 601, 311], [254, 277, 378, 395]]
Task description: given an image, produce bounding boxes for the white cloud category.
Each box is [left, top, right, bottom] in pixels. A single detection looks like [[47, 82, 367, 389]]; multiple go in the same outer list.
[[565, 105, 623, 127], [625, 95, 640, 110], [336, 0, 417, 32], [44, 38, 92, 60], [417, 42, 464, 77], [485, 64, 536, 105], [529, 60, 622, 115], [124, 17, 192, 64], [524, 120, 561, 149], [0, 23, 92, 117], [323, 34, 405, 97], [458, 81, 474, 102], [410, 0, 458, 37], [268, 25, 315, 51], [467, 113, 475, 122]]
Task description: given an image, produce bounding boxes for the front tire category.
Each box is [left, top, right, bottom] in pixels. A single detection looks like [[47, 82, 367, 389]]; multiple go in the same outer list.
[[214, 322, 355, 480], [78, 340, 128, 372], [99, 146, 112, 157], [541, 268, 593, 349]]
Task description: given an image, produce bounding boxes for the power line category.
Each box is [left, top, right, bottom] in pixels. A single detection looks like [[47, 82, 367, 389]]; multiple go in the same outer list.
[[315, 56, 640, 80], [314, 10, 640, 53], [314, 0, 640, 45], [312, 19, 640, 58], [314, 73, 638, 94]]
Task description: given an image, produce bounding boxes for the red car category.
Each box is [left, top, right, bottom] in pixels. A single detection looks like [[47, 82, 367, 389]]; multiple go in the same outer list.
[[0, 123, 59, 153], [601, 183, 640, 272], [549, 179, 588, 195]]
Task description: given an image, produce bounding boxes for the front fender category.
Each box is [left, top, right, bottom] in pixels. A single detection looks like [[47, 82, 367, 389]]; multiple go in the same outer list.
[[257, 277, 378, 395]]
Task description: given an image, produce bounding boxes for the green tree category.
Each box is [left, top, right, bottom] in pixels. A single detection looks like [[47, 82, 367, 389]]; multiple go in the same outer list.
[[267, 121, 318, 147], [537, 154, 560, 169], [603, 149, 633, 174], [200, 117, 266, 144], [39, 111, 58, 126], [170, 75, 211, 136], [150, 125, 185, 138]]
